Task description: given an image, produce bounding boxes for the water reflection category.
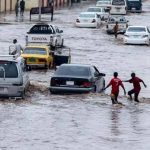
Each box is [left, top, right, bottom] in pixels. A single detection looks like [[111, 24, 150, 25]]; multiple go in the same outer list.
[[110, 108, 122, 137]]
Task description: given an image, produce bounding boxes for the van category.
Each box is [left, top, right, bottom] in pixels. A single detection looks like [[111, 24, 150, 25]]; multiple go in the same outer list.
[[0, 55, 30, 99], [126, 0, 142, 12], [110, 0, 127, 15]]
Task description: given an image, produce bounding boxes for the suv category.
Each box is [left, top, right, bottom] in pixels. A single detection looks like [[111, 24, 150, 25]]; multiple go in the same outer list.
[[0, 55, 30, 99], [106, 15, 128, 34]]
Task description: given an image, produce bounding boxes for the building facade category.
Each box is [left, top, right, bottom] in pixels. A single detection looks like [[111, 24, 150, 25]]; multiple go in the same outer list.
[[0, 0, 68, 13]]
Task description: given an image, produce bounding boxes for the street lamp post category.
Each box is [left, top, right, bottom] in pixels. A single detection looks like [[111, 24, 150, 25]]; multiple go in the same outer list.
[[39, 0, 42, 21]]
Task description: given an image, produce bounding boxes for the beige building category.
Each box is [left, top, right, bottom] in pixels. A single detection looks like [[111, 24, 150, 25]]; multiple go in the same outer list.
[[0, 0, 68, 13]]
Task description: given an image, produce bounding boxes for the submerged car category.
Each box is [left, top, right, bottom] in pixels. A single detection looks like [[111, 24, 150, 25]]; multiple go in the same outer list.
[[0, 55, 30, 99], [21, 45, 53, 69], [124, 26, 150, 45], [87, 6, 109, 21], [49, 64, 105, 94], [75, 12, 101, 28], [106, 15, 128, 34]]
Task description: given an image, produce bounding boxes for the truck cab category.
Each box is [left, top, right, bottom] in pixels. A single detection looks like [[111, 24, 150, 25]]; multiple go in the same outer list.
[[26, 23, 64, 49]]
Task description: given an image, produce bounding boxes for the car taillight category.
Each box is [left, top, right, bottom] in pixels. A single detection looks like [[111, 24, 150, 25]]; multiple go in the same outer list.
[[76, 19, 80, 23], [83, 82, 92, 88], [92, 19, 96, 23], [39, 58, 46, 62], [143, 35, 148, 38], [51, 79, 57, 86]]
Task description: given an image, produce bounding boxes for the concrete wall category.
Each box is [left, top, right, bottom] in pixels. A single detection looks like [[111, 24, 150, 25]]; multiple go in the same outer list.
[[0, 0, 69, 13]]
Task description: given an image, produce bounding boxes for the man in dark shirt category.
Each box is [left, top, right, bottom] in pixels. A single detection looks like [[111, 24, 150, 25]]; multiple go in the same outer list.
[[20, 0, 25, 16], [123, 73, 147, 102], [104, 72, 126, 104], [113, 21, 119, 39]]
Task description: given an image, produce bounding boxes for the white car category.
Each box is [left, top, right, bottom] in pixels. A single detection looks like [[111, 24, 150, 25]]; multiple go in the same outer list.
[[75, 12, 101, 28], [26, 23, 64, 49], [0, 55, 30, 99], [124, 26, 150, 45], [96, 0, 111, 8], [106, 15, 128, 34], [87, 6, 109, 21]]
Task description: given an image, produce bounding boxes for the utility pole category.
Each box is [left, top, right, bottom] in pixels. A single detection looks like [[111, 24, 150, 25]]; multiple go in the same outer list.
[[39, 0, 42, 21]]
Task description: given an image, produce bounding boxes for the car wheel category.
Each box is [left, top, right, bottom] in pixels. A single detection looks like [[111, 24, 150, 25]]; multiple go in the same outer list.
[[61, 39, 64, 48], [55, 40, 57, 49], [48, 62, 51, 69], [91, 85, 96, 93], [21, 90, 26, 99], [103, 80, 105, 89], [50, 89, 57, 94]]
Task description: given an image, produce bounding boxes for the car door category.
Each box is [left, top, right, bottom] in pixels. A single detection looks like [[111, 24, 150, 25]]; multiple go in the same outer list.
[[90, 66, 100, 92]]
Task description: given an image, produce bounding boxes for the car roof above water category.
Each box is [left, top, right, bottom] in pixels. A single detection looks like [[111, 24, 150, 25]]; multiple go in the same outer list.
[[0, 55, 18, 63], [60, 63, 92, 68]]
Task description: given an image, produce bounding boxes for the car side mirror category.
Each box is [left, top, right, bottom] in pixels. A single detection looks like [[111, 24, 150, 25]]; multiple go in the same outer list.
[[59, 30, 63, 33], [99, 73, 106, 76]]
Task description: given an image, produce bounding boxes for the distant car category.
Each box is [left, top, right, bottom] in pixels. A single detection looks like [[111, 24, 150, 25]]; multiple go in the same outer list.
[[0, 55, 30, 99], [87, 6, 109, 20], [96, 0, 111, 9], [26, 23, 64, 48], [106, 15, 128, 34], [49, 64, 105, 94], [124, 26, 150, 45], [21, 45, 53, 69], [75, 12, 101, 28]]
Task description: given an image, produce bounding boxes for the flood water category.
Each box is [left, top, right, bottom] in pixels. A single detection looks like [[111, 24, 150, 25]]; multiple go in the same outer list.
[[0, 1, 150, 150]]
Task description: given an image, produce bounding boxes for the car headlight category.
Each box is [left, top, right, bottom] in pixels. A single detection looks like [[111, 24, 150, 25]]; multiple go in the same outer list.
[[124, 34, 129, 37], [143, 35, 148, 38]]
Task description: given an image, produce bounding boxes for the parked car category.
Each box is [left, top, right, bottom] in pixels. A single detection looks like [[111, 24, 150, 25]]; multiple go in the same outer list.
[[0, 55, 30, 99], [49, 64, 105, 94], [96, 0, 111, 9], [124, 26, 150, 45], [106, 15, 128, 34], [21, 45, 53, 69], [26, 23, 64, 49], [75, 12, 101, 28], [87, 6, 109, 20]]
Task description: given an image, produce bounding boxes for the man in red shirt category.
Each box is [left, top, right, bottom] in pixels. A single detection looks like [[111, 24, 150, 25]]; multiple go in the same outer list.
[[104, 72, 126, 104], [123, 73, 147, 102]]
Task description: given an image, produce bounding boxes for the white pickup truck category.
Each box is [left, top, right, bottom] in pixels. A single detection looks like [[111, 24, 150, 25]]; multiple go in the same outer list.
[[26, 23, 64, 48]]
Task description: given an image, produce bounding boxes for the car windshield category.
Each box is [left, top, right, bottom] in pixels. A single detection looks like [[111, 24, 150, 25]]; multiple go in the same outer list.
[[0, 61, 18, 78], [127, 27, 146, 32], [97, 0, 110, 4], [109, 16, 126, 22], [55, 66, 90, 77], [87, 8, 102, 12], [112, 0, 125, 5], [23, 47, 47, 55], [29, 25, 54, 34], [79, 13, 95, 18]]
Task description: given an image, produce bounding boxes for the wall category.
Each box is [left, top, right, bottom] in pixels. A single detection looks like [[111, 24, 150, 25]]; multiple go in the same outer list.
[[0, 0, 69, 13]]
